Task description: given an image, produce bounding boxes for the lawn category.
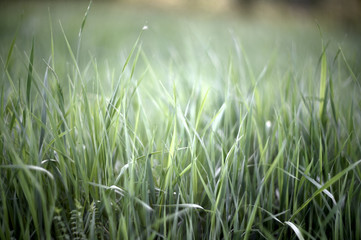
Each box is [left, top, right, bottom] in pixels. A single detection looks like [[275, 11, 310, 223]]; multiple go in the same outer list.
[[0, 1, 361, 239]]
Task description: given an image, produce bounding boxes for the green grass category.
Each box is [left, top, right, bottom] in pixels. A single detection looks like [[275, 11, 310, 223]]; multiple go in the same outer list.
[[0, 2, 361, 239]]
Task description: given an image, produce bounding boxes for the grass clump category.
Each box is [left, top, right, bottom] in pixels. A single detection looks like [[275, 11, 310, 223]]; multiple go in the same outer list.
[[0, 2, 361, 239]]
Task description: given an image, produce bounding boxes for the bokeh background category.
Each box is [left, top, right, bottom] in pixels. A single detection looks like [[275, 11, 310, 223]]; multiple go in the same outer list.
[[1, 0, 360, 100]]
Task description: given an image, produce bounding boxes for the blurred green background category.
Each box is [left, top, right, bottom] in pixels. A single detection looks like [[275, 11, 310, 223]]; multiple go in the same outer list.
[[1, 0, 360, 73], [1, 0, 360, 114], [0, 0, 360, 105], [1, 0, 360, 98]]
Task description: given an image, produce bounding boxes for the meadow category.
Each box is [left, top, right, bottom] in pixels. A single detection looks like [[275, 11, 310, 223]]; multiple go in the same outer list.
[[0, 2, 361, 239]]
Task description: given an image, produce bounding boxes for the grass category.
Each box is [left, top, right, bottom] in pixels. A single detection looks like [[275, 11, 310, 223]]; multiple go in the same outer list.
[[0, 2, 361, 239]]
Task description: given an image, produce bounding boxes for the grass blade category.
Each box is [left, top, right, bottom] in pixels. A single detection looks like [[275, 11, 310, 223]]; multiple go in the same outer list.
[[285, 221, 305, 240], [290, 159, 361, 220], [26, 38, 35, 105], [319, 42, 327, 123]]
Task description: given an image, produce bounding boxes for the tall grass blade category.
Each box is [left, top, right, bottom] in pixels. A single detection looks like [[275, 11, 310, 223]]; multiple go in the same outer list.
[[76, 0, 92, 61], [26, 38, 35, 105], [319, 43, 327, 123], [38, 58, 50, 157]]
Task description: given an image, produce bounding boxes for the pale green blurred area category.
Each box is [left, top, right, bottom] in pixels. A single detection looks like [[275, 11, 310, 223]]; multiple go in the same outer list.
[[1, 1, 360, 67], [0, 1, 360, 105]]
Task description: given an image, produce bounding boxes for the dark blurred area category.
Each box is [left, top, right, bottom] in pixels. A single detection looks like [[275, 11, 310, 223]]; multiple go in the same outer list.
[[0, 0, 360, 30], [233, 0, 361, 30]]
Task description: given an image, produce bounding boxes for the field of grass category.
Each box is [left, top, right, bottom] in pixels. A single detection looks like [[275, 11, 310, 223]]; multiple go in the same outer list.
[[0, 2, 361, 239]]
